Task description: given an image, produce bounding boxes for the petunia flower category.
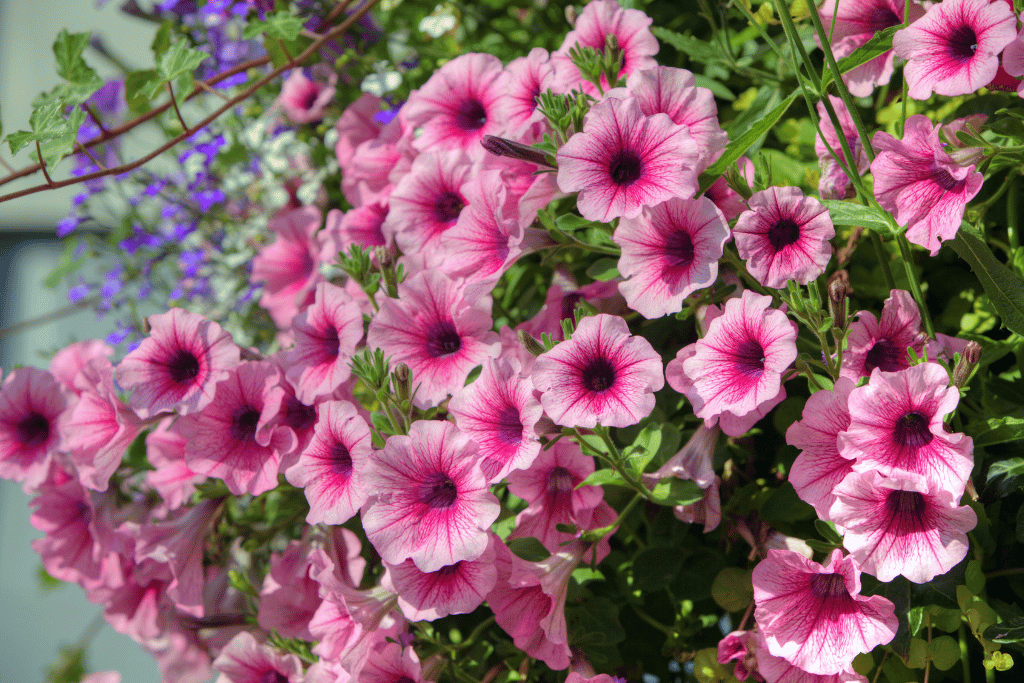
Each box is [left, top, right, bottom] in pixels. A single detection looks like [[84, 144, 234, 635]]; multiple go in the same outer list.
[[831, 470, 977, 583], [614, 196, 730, 319], [753, 549, 898, 675], [556, 96, 700, 223], [366, 270, 500, 409], [893, 0, 1016, 99], [403, 53, 510, 156], [0, 367, 70, 489], [212, 631, 304, 683], [285, 400, 371, 525], [752, 629, 870, 683], [818, 0, 925, 97], [678, 291, 798, 423], [532, 313, 664, 428], [841, 289, 928, 380], [448, 357, 543, 483], [504, 47, 578, 140], [871, 115, 983, 255], [251, 206, 324, 329], [733, 186, 834, 289], [177, 361, 297, 496], [815, 95, 870, 200], [786, 378, 856, 520], [115, 308, 239, 418], [361, 420, 500, 572], [557, 0, 659, 85], [278, 68, 335, 124], [839, 363, 974, 497], [385, 151, 474, 257]]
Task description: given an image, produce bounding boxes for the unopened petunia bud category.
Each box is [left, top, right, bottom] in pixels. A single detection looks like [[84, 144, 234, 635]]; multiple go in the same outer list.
[[393, 362, 411, 402], [827, 270, 851, 330], [480, 135, 555, 168], [517, 329, 546, 357], [953, 341, 982, 388], [565, 5, 577, 27]]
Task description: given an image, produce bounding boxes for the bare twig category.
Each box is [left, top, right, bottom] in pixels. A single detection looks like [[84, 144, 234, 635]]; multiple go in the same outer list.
[[36, 141, 55, 187], [326, 0, 356, 24], [83, 104, 109, 135], [0, 296, 101, 341], [0, 0, 380, 205], [74, 142, 107, 171], [194, 78, 229, 101]]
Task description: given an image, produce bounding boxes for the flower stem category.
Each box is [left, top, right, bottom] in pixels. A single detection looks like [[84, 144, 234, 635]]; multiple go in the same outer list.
[[895, 234, 935, 336], [870, 232, 897, 292]]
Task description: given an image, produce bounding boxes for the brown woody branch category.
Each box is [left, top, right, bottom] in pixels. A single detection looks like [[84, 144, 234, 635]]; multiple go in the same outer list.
[[0, 0, 379, 205]]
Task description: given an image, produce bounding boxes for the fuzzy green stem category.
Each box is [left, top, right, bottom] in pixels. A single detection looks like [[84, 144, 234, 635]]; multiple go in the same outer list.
[[959, 624, 972, 683], [870, 232, 897, 291], [895, 234, 935, 336], [1009, 178, 1020, 250]]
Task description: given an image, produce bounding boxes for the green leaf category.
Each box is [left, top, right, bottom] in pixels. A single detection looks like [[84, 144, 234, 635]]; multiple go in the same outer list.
[[711, 567, 753, 612], [929, 635, 961, 671], [949, 225, 1024, 335], [507, 536, 550, 562], [821, 199, 894, 234], [265, 11, 305, 41], [985, 617, 1024, 643], [632, 546, 685, 591], [158, 39, 208, 81], [966, 560, 986, 594], [821, 26, 898, 90], [651, 27, 723, 65], [124, 70, 160, 113], [967, 414, 1024, 447], [151, 20, 174, 57], [649, 477, 704, 506], [694, 74, 734, 101], [52, 30, 92, 81], [698, 92, 798, 193], [576, 468, 629, 489], [814, 519, 844, 545], [585, 257, 619, 282]]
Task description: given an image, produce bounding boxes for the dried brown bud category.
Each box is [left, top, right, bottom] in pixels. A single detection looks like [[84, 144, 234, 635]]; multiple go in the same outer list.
[[374, 245, 394, 268], [953, 341, 982, 388], [565, 5, 578, 27]]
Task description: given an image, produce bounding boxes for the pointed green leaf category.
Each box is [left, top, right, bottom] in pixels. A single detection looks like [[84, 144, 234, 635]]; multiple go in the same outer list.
[[158, 39, 208, 81], [576, 468, 628, 489], [585, 257, 620, 282], [698, 92, 799, 193], [821, 199, 894, 234], [966, 414, 1024, 447], [125, 70, 160, 113], [821, 26, 898, 90], [649, 477, 704, 506], [52, 29, 92, 81], [949, 225, 1024, 335]]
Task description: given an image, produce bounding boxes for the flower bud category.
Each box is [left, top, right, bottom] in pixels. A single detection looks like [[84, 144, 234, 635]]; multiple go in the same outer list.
[[827, 270, 851, 330], [953, 341, 982, 388], [565, 5, 577, 27], [480, 135, 555, 168], [517, 329, 546, 356], [393, 362, 411, 402]]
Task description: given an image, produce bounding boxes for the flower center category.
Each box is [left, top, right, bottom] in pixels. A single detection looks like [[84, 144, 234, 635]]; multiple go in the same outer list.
[[420, 472, 458, 509], [561, 292, 585, 322], [455, 99, 488, 131], [734, 339, 766, 378], [893, 411, 933, 450], [231, 406, 261, 442], [768, 218, 801, 252], [864, 339, 904, 373], [167, 349, 201, 384], [434, 191, 465, 224], [426, 319, 462, 357], [947, 24, 978, 63], [582, 357, 617, 392], [868, 6, 901, 31], [495, 405, 524, 445], [322, 325, 341, 358], [664, 230, 695, 268], [548, 466, 573, 495], [16, 413, 50, 448], [331, 442, 353, 476], [809, 572, 849, 600], [885, 489, 927, 526], [284, 395, 317, 432], [932, 166, 965, 192], [260, 671, 289, 683], [396, 678, 416, 683], [301, 86, 320, 110], [435, 562, 463, 577], [608, 148, 645, 186]]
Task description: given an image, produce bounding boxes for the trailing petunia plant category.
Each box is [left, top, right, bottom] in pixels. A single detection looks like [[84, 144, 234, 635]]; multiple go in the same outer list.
[[3, 0, 1024, 682]]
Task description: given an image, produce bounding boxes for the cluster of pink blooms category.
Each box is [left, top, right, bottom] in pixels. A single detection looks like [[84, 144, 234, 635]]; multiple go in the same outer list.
[[0, 0, 995, 681]]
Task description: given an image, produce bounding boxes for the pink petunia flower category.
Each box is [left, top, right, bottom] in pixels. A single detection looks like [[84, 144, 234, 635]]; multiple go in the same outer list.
[[358, 641, 424, 683], [704, 157, 754, 221], [1002, 25, 1024, 97], [403, 53, 510, 156], [815, 95, 870, 200], [557, 0, 659, 84], [361, 420, 500, 572], [620, 66, 728, 171], [840, 363, 974, 496], [177, 361, 297, 496], [366, 270, 500, 409], [283, 281, 363, 404], [0, 367, 69, 489], [278, 68, 336, 124], [717, 630, 758, 681], [532, 313, 664, 428], [448, 357, 543, 483], [733, 186, 834, 289], [252, 206, 324, 329], [614, 196, 730, 318], [335, 92, 385, 169], [385, 151, 474, 257], [753, 548, 898, 675], [556, 96, 700, 223], [871, 115, 983, 255], [519, 274, 626, 343], [678, 291, 798, 422], [818, 0, 925, 97], [893, 0, 1016, 99], [285, 400, 371, 525], [753, 629, 869, 683], [830, 470, 977, 583], [841, 289, 928, 380], [504, 47, 578, 140], [786, 378, 856, 521], [61, 357, 143, 492], [386, 532, 499, 621], [49, 339, 112, 394], [115, 308, 239, 419], [212, 631, 304, 683], [320, 198, 391, 262], [143, 420, 204, 512]]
